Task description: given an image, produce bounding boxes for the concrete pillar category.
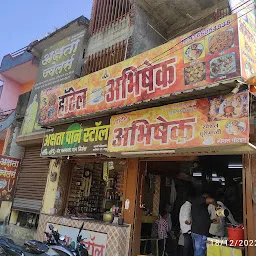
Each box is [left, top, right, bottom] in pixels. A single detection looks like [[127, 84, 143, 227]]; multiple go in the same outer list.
[[41, 159, 62, 215], [243, 155, 256, 256], [9, 210, 19, 225], [0, 201, 12, 222]]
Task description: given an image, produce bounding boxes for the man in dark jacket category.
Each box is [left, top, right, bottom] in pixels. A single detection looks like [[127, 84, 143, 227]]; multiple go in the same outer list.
[[191, 192, 217, 256]]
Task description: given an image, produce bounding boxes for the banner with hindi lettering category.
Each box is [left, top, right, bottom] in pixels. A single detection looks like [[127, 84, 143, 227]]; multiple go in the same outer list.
[[229, 0, 256, 28], [39, 14, 241, 125], [41, 117, 110, 157], [238, 10, 256, 81], [0, 155, 20, 201], [108, 91, 249, 152], [21, 30, 85, 136]]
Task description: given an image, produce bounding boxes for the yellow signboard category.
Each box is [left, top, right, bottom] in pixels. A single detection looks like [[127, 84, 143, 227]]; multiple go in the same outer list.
[[108, 92, 249, 152]]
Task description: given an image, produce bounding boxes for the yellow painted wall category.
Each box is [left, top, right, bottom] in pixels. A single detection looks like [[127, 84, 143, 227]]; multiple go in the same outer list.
[[9, 210, 19, 224], [0, 201, 12, 221], [21, 80, 34, 94], [41, 159, 62, 215]]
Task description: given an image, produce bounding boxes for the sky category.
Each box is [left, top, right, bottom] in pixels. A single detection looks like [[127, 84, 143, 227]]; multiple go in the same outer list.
[[0, 0, 93, 60]]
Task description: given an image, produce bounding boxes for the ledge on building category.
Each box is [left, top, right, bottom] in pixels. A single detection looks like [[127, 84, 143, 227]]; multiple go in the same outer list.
[[16, 132, 44, 146]]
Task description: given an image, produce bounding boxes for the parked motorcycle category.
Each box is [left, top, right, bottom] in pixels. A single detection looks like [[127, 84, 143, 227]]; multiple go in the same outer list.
[[0, 237, 25, 256], [0, 223, 88, 256], [25, 223, 88, 256]]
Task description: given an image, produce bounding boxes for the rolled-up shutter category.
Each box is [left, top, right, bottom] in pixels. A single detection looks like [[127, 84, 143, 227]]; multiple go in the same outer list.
[[12, 146, 49, 213]]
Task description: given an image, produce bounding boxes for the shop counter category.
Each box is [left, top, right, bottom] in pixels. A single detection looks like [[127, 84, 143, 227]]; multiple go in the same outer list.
[[207, 238, 243, 256], [36, 213, 131, 256]]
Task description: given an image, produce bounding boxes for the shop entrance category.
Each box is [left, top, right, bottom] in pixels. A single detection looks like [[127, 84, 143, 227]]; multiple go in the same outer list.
[[137, 155, 244, 256]]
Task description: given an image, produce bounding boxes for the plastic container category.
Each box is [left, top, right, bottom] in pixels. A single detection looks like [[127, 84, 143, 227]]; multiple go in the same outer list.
[[227, 226, 244, 244]]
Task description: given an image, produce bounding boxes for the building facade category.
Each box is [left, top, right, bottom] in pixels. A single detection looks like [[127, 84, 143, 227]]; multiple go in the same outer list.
[[2, 0, 256, 255]]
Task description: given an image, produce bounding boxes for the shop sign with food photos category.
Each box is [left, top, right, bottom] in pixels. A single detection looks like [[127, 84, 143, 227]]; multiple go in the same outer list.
[[238, 12, 256, 80], [41, 117, 110, 157], [20, 30, 85, 136], [108, 91, 249, 152], [39, 14, 245, 125], [0, 155, 20, 201]]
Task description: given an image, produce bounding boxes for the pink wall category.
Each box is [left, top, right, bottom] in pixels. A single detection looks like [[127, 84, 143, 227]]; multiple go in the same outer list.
[[0, 74, 22, 112]]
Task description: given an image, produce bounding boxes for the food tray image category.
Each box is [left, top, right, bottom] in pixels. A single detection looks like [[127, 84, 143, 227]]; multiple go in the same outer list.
[[210, 52, 236, 78], [184, 42, 205, 61], [40, 93, 58, 121], [208, 28, 234, 54], [184, 62, 206, 85]]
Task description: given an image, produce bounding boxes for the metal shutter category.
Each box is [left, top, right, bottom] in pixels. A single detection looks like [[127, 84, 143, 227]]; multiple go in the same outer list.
[[13, 146, 50, 213]]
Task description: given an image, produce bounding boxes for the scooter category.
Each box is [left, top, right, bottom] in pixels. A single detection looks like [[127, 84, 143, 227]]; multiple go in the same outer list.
[[0, 223, 88, 256]]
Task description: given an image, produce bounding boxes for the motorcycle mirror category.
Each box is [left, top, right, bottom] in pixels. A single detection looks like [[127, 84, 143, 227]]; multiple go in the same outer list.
[[49, 224, 54, 231], [79, 223, 84, 235]]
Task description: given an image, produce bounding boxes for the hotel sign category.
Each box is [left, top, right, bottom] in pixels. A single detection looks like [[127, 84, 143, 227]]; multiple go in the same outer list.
[[39, 15, 243, 125], [108, 91, 249, 152]]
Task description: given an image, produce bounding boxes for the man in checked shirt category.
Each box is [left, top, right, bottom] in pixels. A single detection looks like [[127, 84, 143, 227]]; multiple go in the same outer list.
[[156, 210, 169, 256]]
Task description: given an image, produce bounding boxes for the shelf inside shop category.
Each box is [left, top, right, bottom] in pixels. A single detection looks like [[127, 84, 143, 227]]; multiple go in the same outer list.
[[105, 199, 122, 202]]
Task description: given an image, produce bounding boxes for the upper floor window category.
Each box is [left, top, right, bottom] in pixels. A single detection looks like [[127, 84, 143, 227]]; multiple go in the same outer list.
[[84, 40, 127, 75], [90, 0, 132, 35]]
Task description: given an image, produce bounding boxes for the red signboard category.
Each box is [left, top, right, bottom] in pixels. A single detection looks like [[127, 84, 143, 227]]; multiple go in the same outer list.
[[0, 155, 20, 201]]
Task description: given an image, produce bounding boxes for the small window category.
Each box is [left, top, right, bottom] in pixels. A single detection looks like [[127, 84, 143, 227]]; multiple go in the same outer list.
[[0, 81, 3, 98]]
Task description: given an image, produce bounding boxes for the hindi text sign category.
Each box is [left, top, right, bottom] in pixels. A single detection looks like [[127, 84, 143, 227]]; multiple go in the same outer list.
[[41, 118, 110, 157], [0, 155, 20, 201], [108, 91, 249, 152]]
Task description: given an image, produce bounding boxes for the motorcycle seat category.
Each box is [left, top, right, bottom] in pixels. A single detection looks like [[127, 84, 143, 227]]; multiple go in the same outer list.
[[25, 240, 49, 253], [0, 237, 25, 255], [0, 237, 21, 250]]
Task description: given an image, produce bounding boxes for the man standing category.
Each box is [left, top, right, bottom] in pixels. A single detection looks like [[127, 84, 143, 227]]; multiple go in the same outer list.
[[191, 192, 217, 256], [156, 210, 169, 256], [179, 197, 193, 256]]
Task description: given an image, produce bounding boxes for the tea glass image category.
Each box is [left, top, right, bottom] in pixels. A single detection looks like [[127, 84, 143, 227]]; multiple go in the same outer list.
[[89, 87, 104, 105]]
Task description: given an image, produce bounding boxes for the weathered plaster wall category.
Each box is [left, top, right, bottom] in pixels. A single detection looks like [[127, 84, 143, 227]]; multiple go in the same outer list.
[[85, 16, 133, 58], [0, 74, 21, 112], [41, 159, 62, 215], [128, 4, 166, 58], [3, 92, 30, 158]]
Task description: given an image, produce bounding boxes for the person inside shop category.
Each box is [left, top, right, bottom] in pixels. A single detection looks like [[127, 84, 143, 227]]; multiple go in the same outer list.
[[179, 195, 193, 256], [191, 190, 217, 256], [208, 191, 238, 237], [156, 210, 169, 256]]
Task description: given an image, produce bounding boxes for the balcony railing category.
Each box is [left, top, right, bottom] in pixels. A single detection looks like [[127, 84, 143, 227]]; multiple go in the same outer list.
[[214, 7, 231, 21]]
